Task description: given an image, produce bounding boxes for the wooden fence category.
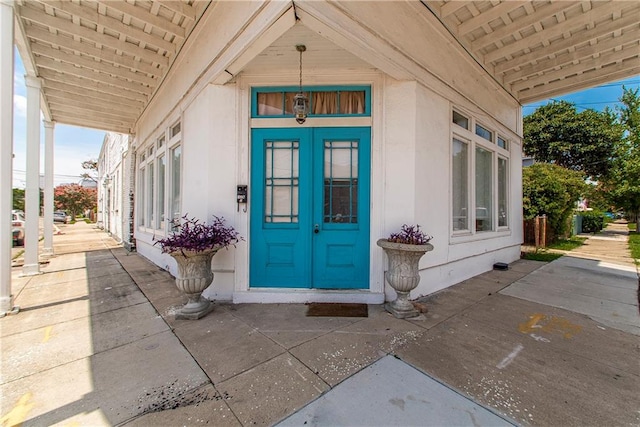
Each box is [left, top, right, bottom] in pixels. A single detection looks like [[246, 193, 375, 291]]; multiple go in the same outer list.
[[523, 215, 552, 248]]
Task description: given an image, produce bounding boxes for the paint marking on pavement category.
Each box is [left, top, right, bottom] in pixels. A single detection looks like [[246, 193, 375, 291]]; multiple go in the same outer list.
[[0, 392, 34, 427], [518, 313, 582, 340], [42, 326, 53, 343], [497, 344, 524, 369]]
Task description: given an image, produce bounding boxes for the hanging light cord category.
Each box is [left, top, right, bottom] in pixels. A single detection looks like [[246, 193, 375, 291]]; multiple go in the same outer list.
[[296, 45, 306, 92]]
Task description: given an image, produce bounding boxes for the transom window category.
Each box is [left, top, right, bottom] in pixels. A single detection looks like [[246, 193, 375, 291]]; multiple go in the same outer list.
[[451, 108, 510, 235], [252, 86, 371, 118]]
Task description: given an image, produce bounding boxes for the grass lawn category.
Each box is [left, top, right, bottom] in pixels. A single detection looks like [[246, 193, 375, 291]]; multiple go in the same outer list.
[[521, 251, 564, 262], [629, 232, 640, 264], [547, 236, 587, 251], [628, 223, 637, 231]]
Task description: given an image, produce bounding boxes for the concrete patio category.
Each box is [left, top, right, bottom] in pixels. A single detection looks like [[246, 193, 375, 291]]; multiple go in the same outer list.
[[1, 221, 638, 426]]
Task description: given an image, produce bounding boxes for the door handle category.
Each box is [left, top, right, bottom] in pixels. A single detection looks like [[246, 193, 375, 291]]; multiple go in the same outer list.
[[314, 224, 320, 234]]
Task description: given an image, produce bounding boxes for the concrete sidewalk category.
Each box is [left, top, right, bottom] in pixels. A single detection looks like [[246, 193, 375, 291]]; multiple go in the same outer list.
[[1, 221, 639, 426]]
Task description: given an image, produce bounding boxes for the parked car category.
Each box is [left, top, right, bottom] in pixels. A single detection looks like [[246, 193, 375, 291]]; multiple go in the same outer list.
[[54, 211, 70, 224], [12, 211, 25, 246]]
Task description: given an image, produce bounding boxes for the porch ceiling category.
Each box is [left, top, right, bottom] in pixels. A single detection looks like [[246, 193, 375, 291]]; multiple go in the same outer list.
[[12, 1, 640, 135], [14, 0, 212, 134], [423, 1, 640, 104]]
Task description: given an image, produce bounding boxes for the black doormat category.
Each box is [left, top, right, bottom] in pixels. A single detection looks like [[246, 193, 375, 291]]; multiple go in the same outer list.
[[306, 303, 368, 317]]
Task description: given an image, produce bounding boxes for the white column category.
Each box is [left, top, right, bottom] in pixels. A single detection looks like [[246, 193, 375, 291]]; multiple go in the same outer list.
[[43, 120, 55, 256], [22, 75, 43, 276], [0, 1, 17, 315]]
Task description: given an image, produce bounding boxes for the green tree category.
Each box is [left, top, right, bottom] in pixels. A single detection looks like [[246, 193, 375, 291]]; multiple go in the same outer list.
[[606, 87, 640, 229], [523, 163, 588, 237], [12, 188, 25, 211], [524, 101, 623, 179], [54, 184, 97, 220]]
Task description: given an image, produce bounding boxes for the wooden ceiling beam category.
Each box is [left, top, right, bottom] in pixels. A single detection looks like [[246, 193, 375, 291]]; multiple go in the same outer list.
[[503, 29, 640, 85], [19, 6, 170, 66], [43, 79, 145, 109], [49, 102, 136, 122], [518, 63, 640, 104], [471, 2, 573, 51], [50, 115, 131, 133], [157, 1, 196, 21], [40, 0, 176, 53], [50, 110, 133, 129], [32, 43, 158, 86], [458, 2, 524, 36], [36, 56, 153, 95], [26, 26, 163, 76], [439, 1, 470, 18], [38, 68, 149, 103], [96, 0, 185, 39], [45, 89, 142, 115], [484, 2, 631, 64], [512, 49, 640, 93], [495, 12, 640, 74]]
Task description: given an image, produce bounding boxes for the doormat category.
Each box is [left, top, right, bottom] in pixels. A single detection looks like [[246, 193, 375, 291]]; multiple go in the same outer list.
[[306, 303, 368, 317]]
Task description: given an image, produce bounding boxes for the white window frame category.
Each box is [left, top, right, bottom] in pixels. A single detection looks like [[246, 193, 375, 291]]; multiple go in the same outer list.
[[451, 108, 510, 238], [137, 120, 182, 235]]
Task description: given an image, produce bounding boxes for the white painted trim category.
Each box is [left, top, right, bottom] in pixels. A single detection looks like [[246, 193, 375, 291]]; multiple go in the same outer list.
[[233, 289, 385, 305], [236, 72, 385, 297], [251, 117, 372, 128]]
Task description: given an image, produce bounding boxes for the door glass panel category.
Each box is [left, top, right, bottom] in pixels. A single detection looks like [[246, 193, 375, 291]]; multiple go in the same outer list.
[[324, 140, 358, 223], [265, 141, 299, 223]]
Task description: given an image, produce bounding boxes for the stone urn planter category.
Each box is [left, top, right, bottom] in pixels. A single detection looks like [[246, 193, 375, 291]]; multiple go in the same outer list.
[[377, 225, 433, 319], [154, 215, 241, 320], [169, 248, 220, 320]]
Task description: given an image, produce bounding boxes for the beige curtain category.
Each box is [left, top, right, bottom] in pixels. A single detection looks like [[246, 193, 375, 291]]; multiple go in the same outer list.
[[258, 90, 366, 116], [257, 93, 283, 115], [339, 91, 365, 114], [312, 92, 338, 115]]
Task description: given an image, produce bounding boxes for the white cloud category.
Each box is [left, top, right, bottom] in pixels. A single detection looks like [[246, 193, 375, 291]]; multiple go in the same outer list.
[[13, 71, 24, 89], [14, 94, 27, 118]]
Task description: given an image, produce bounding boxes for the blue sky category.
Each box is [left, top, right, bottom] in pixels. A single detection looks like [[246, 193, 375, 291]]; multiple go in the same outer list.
[[11, 48, 639, 188]]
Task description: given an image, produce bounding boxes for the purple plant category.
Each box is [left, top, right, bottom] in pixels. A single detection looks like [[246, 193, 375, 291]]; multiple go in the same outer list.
[[387, 224, 432, 245], [154, 214, 241, 255]]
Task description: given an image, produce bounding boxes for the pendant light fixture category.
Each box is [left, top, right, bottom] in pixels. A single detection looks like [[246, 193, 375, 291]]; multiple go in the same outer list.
[[293, 44, 308, 124]]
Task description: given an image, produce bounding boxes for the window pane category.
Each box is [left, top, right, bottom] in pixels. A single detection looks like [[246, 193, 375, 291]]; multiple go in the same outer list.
[[324, 140, 358, 223], [147, 163, 154, 228], [171, 122, 181, 138], [453, 111, 469, 130], [498, 157, 508, 227], [475, 147, 493, 232], [170, 145, 181, 225], [339, 91, 366, 114], [475, 124, 493, 142], [257, 92, 284, 115], [312, 92, 338, 115], [452, 138, 468, 231], [158, 155, 166, 230], [265, 141, 299, 223], [138, 167, 145, 226], [497, 136, 508, 150]]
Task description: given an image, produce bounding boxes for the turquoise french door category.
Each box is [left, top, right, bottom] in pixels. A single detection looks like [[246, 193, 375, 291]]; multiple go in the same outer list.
[[250, 127, 370, 289]]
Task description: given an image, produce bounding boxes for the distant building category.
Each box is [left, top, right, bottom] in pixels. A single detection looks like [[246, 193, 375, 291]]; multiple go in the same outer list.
[[97, 132, 133, 249]]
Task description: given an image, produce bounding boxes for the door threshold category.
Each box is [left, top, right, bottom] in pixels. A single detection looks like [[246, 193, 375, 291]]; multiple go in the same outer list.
[[233, 289, 385, 304]]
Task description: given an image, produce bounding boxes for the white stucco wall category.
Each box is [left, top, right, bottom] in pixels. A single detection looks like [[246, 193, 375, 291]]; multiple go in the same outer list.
[[131, 2, 523, 304]]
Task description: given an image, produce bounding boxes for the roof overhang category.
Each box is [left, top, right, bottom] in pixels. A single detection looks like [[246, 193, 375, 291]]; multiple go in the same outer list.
[[12, 1, 640, 134]]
